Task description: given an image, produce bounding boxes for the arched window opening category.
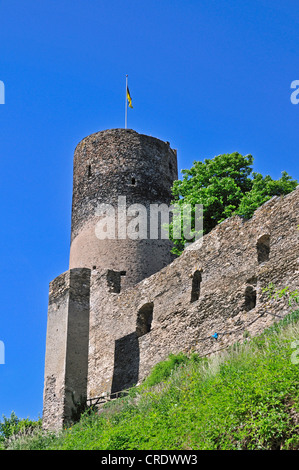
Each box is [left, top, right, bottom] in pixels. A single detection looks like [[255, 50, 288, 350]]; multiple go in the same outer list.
[[244, 285, 257, 311], [136, 303, 154, 337], [257, 234, 270, 264]]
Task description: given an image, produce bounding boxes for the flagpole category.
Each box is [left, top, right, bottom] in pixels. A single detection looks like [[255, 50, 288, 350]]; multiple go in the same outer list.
[[125, 74, 128, 129]]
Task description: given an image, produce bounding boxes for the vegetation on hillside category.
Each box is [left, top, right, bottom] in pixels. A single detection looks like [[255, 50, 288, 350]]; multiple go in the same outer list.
[[167, 153, 297, 255], [1, 309, 299, 450]]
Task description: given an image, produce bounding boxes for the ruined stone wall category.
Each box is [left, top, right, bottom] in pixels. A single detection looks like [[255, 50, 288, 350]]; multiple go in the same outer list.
[[87, 188, 299, 399]]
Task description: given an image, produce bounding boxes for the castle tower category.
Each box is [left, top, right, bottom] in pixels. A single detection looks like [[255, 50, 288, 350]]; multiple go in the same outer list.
[[69, 128, 178, 288], [43, 129, 178, 429]]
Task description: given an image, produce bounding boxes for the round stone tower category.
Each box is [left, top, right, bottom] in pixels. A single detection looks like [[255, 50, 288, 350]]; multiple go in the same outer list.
[[69, 128, 178, 288]]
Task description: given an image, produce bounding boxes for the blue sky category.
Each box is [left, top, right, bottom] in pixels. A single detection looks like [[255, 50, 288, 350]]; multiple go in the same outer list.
[[0, 0, 298, 420]]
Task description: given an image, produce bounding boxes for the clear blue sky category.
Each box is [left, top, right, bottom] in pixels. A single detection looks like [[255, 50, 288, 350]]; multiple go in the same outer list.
[[0, 0, 298, 420]]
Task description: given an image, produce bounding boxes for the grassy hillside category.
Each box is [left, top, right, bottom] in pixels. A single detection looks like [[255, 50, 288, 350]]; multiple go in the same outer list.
[[2, 311, 299, 450]]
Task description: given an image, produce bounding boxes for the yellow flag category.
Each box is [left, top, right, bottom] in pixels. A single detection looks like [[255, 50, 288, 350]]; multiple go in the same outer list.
[[127, 86, 133, 108]]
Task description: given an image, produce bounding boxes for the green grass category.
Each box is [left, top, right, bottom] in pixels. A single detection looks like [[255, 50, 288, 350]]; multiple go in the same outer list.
[[3, 311, 299, 450]]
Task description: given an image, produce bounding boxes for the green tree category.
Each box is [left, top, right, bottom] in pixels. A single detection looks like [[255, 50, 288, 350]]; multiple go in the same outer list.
[[168, 152, 297, 255]]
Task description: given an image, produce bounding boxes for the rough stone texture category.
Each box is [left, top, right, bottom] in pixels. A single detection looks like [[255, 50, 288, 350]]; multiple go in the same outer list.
[[87, 188, 299, 398], [69, 128, 178, 289], [43, 128, 299, 430], [43, 268, 91, 430]]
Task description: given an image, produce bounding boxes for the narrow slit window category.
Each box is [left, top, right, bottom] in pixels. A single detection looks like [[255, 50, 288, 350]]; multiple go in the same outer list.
[[244, 286, 257, 311], [131, 177, 136, 185], [191, 270, 202, 303], [87, 164, 92, 178], [257, 234, 270, 264], [136, 303, 153, 337]]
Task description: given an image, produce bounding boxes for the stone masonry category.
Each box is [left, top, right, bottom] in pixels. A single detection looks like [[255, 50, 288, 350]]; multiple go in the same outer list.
[[43, 128, 299, 430], [87, 188, 299, 398]]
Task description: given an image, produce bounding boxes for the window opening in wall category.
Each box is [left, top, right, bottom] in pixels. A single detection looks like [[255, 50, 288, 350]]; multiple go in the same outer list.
[[136, 302, 154, 337], [191, 270, 202, 303], [244, 285, 257, 311], [87, 164, 92, 178], [131, 177, 136, 185], [107, 270, 121, 294], [257, 234, 270, 264]]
